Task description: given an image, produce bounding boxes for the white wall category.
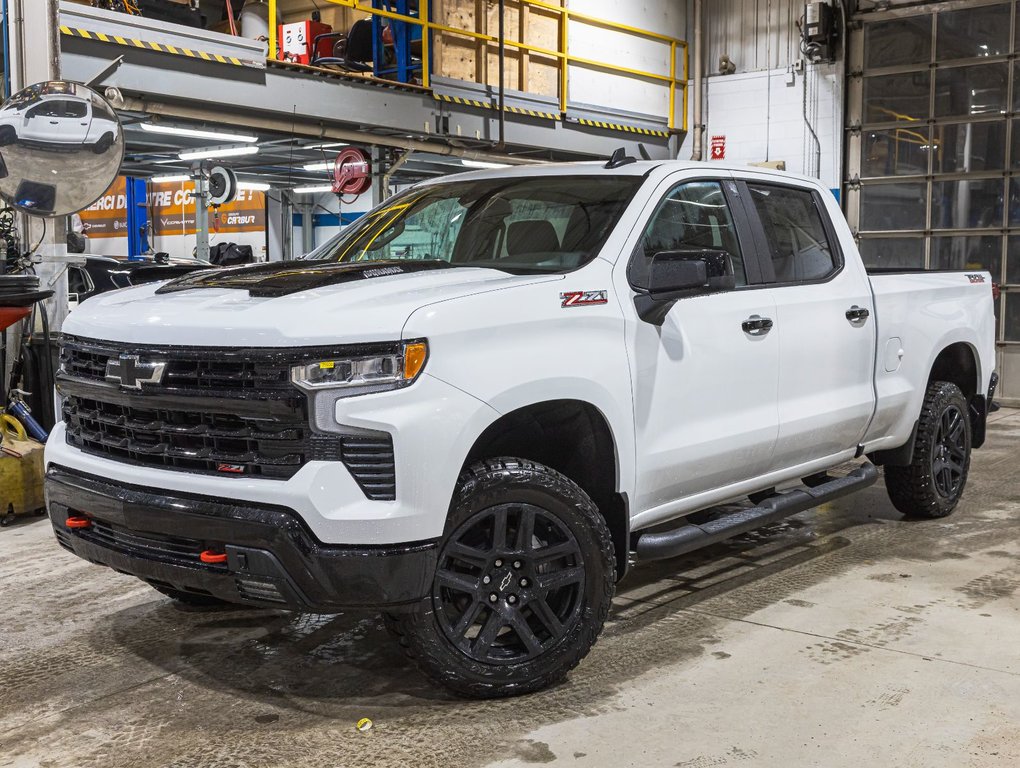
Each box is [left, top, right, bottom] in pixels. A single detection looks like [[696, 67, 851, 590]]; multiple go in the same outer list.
[[566, 0, 688, 126], [701, 64, 842, 191]]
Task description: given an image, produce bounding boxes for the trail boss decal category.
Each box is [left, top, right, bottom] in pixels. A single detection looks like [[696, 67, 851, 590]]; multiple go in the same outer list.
[[560, 290, 608, 308], [967, 274, 986, 284]]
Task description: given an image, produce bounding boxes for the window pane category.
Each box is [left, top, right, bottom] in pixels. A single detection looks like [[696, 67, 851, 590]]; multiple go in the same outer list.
[[1013, 119, 1020, 170], [864, 71, 930, 124], [746, 184, 836, 282], [865, 16, 931, 68], [860, 182, 927, 231], [932, 179, 1004, 229], [1010, 178, 1020, 226], [862, 127, 930, 177], [1007, 236, 1020, 284], [1005, 293, 1020, 341], [858, 237, 924, 269], [1007, 178, 1020, 226], [936, 4, 1011, 61], [932, 121, 1006, 173], [931, 235, 1002, 278], [635, 181, 746, 287], [934, 63, 1008, 117]]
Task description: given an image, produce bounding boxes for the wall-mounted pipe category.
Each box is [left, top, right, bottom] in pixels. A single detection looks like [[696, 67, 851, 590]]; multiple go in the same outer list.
[[690, 0, 703, 161]]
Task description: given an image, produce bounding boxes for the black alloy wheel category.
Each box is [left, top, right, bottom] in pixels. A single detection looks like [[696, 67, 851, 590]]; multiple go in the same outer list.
[[432, 502, 586, 665], [387, 458, 615, 698], [885, 380, 972, 518], [932, 403, 967, 498]]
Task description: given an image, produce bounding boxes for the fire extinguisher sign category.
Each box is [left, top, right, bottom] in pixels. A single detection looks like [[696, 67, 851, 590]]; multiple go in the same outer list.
[[710, 135, 726, 160]]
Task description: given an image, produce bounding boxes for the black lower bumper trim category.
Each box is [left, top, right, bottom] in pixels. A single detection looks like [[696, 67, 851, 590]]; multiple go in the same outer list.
[[46, 464, 437, 612]]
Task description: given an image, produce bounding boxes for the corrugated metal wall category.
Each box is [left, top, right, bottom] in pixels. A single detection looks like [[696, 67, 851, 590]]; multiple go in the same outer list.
[[705, 0, 804, 73]]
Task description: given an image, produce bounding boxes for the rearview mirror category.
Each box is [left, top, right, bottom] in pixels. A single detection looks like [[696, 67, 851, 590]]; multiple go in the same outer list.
[[633, 248, 737, 325], [0, 81, 124, 217], [645, 248, 736, 299]]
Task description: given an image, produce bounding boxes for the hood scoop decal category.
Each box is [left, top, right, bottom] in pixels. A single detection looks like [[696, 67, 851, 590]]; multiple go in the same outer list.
[[155, 260, 453, 298]]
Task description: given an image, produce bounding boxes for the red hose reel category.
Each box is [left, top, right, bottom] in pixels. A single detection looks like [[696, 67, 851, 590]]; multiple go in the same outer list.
[[331, 147, 372, 196]]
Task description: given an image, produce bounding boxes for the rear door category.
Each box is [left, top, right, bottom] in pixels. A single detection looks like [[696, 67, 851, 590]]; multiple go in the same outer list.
[[623, 176, 781, 514], [737, 177, 877, 470]]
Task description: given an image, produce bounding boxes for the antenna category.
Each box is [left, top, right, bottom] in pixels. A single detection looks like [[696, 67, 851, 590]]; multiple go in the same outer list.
[[604, 147, 637, 169]]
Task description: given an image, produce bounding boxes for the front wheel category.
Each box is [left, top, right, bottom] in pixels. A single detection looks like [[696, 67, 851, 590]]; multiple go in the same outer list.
[[885, 380, 971, 519], [388, 458, 615, 698]]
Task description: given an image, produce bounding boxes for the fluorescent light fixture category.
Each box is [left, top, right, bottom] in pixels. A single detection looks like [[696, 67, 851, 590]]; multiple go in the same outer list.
[[462, 159, 511, 169], [291, 184, 334, 194], [302, 161, 334, 172], [304, 142, 349, 151], [140, 122, 258, 143], [238, 181, 271, 191], [178, 145, 260, 161], [151, 174, 192, 183]]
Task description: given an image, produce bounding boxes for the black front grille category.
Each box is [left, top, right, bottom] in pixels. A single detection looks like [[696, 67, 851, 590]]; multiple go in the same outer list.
[[64, 395, 307, 479], [60, 335, 296, 394], [59, 337, 398, 497]]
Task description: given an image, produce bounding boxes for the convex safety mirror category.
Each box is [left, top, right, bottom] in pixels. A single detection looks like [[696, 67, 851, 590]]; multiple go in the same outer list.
[[0, 81, 124, 217]]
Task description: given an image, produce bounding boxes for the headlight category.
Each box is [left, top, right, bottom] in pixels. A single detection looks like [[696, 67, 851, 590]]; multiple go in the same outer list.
[[290, 340, 428, 395]]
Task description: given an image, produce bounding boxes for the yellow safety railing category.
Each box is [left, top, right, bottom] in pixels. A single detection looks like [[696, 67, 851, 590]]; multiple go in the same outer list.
[[267, 0, 687, 132]]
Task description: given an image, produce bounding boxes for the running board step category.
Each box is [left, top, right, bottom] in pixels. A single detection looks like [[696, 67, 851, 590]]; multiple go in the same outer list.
[[634, 463, 879, 562]]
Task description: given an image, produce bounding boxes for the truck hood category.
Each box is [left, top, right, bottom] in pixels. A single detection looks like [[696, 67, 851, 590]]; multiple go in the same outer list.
[[64, 262, 562, 347]]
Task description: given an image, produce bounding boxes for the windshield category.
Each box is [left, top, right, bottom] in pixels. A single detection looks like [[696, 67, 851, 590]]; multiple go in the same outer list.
[[302, 175, 641, 274]]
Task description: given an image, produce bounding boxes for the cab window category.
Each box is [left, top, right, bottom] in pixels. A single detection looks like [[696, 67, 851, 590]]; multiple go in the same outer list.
[[746, 183, 838, 283], [631, 180, 746, 288]]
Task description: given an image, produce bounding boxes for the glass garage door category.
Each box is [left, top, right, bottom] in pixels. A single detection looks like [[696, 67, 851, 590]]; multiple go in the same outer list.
[[845, 0, 1019, 399]]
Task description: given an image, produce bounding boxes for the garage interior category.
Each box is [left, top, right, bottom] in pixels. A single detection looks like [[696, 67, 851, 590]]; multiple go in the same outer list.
[[0, 0, 1018, 766]]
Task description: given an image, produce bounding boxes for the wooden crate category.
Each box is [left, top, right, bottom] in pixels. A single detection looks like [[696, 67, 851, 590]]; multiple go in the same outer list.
[[431, 0, 562, 98]]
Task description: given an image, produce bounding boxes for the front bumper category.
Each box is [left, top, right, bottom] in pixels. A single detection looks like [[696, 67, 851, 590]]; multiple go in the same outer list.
[[46, 464, 437, 611]]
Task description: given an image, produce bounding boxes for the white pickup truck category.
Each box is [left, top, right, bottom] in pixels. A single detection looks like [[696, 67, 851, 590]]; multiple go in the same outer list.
[[47, 160, 997, 698]]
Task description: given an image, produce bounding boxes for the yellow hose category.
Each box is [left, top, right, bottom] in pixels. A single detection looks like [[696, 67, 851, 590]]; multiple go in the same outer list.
[[1, 413, 27, 441]]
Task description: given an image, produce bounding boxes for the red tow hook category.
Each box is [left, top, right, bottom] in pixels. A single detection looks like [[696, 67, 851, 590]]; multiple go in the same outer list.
[[65, 516, 92, 530], [200, 550, 229, 564]]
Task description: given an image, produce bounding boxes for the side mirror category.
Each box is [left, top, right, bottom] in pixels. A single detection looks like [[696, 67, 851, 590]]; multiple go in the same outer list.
[[0, 81, 123, 217], [634, 248, 737, 325]]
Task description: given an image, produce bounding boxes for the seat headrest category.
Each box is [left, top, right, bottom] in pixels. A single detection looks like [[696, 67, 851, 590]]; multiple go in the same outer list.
[[506, 220, 560, 256]]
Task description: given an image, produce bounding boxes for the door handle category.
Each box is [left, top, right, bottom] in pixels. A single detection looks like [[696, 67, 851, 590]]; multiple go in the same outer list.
[[846, 305, 870, 323], [742, 315, 774, 336]]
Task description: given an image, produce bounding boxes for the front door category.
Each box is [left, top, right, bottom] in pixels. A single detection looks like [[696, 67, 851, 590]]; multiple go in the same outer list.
[[624, 178, 781, 515]]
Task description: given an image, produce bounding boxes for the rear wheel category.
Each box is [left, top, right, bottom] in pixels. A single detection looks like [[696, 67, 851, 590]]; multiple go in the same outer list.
[[885, 381, 971, 519], [387, 458, 615, 698]]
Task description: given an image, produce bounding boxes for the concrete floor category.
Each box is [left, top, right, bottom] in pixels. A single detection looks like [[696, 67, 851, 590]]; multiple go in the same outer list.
[[2, 410, 1019, 768]]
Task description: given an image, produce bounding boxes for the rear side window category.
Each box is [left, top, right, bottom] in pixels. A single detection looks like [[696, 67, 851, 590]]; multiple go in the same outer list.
[[632, 180, 747, 288], [746, 184, 838, 283]]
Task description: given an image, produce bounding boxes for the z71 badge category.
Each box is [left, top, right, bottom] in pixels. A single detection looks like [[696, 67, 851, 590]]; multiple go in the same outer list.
[[560, 290, 608, 308], [966, 274, 986, 284]]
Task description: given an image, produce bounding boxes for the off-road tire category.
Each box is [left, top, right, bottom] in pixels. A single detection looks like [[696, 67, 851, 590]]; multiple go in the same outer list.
[[150, 583, 232, 608], [92, 133, 114, 154], [885, 381, 971, 519], [386, 457, 615, 698]]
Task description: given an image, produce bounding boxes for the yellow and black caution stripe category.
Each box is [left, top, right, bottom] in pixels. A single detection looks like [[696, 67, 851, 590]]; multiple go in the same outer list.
[[434, 93, 559, 121], [576, 118, 670, 138], [59, 26, 261, 69]]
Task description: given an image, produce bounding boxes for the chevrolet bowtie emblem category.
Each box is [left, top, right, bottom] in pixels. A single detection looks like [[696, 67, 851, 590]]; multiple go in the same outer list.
[[105, 354, 166, 390]]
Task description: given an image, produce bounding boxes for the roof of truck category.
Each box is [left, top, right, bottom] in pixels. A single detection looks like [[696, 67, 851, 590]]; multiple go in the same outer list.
[[417, 159, 827, 189]]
